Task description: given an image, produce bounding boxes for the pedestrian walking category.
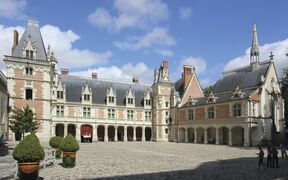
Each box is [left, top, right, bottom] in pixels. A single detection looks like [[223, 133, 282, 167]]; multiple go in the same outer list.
[[266, 146, 272, 168], [280, 143, 287, 160], [272, 146, 279, 168], [257, 146, 265, 168]]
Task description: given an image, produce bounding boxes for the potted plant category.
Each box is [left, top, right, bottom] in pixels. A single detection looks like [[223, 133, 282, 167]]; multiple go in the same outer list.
[[49, 136, 63, 158], [13, 133, 45, 180], [60, 133, 80, 168]]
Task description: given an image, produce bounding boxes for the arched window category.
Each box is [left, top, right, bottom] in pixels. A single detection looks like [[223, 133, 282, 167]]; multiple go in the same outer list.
[[25, 89, 33, 100]]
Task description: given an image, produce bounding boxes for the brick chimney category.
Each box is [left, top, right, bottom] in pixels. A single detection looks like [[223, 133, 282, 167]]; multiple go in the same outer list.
[[183, 65, 194, 89], [12, 30, 19, 53], [162, 60, 168, 70], [132, 77, 139, 84], [91, 72, 98, 79], [61, 68, 68, 75]]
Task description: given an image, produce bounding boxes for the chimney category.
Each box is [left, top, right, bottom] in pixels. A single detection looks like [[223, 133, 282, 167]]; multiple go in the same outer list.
[[12, 30, 19, 53], [61, 68, 68, 75], [91, 72, 98, 79], [183, 65, 194, 89], [132, 77, 139, 84], [162, 60, 168, 70]]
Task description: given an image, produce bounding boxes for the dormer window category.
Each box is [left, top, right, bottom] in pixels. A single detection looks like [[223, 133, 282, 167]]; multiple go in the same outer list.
[[232, 86, 243, 99], [127, 98, 133, 104], [108, 96, 115, 103], [25, 67, 33, 75], [207, 92, 216, 103], [84, 94, 90, 101], [26, 50, 33, 59], [57, 91, 63, 99], [145, 99, 151, 106], [125, 88, 135, 106]]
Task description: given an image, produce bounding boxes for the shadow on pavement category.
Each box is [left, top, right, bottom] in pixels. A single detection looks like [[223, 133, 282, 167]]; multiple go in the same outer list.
[[82, 157, 288, 180]]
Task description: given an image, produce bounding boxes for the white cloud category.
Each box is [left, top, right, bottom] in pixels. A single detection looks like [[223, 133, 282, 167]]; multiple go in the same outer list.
[[154, 49, 174, 57], [0, 24, 112, 71], [178, 56, 207, 74], [179, 7, 192, 20], [40, 25, 112, 69], [88, 0, 169, 31], [114, 27, 175, 50], [70, 62, 153, 84], [0, 0, 26, 19], [224, 39, 288, 75]]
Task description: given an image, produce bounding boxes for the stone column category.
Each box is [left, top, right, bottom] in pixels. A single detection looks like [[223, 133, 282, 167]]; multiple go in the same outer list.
[[215, 128, 219, 145], [75, 124, 81, 141], [142, 127, 146, 142], [93, 125, 98, 142], [244, 126, 250, 147], [64, 124, 68, 137], [114, 126, 118, 142], [204, 128, 208, 144], [52, 124, 56, 137], [185, 128, 188, 143], [124, 126, 127, 142], [229, 128, 232, 146], [133, 126, 136, 141], [194, 129, 197, 143], [177, 128, 180, 142], [104, 125, 108, 142]]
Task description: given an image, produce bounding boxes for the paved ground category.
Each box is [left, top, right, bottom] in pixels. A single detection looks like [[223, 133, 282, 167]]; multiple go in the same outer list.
[[37, 142, 288, 180]]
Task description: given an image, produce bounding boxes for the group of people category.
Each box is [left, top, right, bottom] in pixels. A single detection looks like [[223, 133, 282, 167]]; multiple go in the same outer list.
[[258, 143, 288, 168]]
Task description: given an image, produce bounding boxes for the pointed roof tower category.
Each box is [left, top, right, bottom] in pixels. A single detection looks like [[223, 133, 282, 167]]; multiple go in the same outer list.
[[250, 21, 260, 63], [12, 18, 47, 61]]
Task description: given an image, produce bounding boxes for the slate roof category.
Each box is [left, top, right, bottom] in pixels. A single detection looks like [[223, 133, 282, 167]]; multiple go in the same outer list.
[[59, 75, 152, 107], [12, 20, 47, 61], [213, 61, 270, 93], [174, 78, 184, 97], [0, 71, 7, 93], [179, 61, 271, 108]]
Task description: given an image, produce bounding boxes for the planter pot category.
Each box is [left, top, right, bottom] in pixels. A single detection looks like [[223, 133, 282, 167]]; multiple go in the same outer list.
[[63, 151, 76, 168], [53, 147, 62, 158], [18, 162, 39, 180]]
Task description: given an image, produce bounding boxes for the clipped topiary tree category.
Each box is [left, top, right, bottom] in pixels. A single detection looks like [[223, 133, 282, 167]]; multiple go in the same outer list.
[[13, 133, 45, 180], [60, 134, 79, 168], [49, 136, 63, 158]]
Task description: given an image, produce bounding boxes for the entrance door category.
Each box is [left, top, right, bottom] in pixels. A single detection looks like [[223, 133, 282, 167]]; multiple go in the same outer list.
[[81, 125, 93, 143]]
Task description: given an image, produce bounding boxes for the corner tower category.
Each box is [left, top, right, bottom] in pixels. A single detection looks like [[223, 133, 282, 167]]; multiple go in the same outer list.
[[4, 19, 54, 141], [152, 60, 173, 141]]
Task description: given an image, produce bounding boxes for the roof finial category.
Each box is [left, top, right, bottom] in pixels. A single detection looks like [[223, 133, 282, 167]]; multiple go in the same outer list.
[[269, 51, 274, 61], [250, 20, 260, 63]]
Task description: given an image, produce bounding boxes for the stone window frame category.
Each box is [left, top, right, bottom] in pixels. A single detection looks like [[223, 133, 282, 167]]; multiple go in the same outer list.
[[83, 107, 91, 118], [83, 94, 90, 101], [188, 109, 194, 120], [25, 67, 33, 75], [57, 90, 64, 99], [127, 110, 134, 120], [25, 88, 33, 100], [108, 108, 115, 119], [233, 103, 242, 117], [207, 106, 215, 119], [145, 111, 152, 121], [56, 105, 64, 117]]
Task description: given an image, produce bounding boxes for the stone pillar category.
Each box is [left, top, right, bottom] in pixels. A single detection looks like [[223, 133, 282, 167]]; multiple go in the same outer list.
[[194, 129, 197, 143], [93, 125, 98, 142], [75, 124, 81, 141], [124, 126, 127, 142], [104, 125, 108, 142], [177, 128, 180, 142], [142, 127, 146, 142], [204, 128, 208, 144], [215, 128, 219, 145], [229, 128, 232, 146], [64, 124, 68, 137], [52, 124, 56, 137], [185, 128, 188, 143], [133, 126, 136, 141], [114, 126, 118, 142], [244, 126, 250, 147]]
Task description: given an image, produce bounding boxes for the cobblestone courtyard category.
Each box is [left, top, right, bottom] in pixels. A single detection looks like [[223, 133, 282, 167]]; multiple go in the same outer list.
[[39, 142, 288, 180]]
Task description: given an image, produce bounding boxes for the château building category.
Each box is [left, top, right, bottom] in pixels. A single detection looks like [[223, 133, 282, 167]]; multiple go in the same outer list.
[[3, 19, 285, 146]]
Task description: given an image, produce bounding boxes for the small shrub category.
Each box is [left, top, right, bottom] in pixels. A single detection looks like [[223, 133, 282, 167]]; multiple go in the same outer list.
[[49, 136, 63, 148], [60, 134, 79, 152], [13, 133, 45, 162]]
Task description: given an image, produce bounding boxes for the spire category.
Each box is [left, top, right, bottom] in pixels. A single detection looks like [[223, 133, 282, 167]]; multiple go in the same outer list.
[[250, 21, 260, 63]]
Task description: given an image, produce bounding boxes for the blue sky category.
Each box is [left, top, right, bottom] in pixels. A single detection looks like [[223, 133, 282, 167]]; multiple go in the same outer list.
[[0, 0, 288, 87]]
